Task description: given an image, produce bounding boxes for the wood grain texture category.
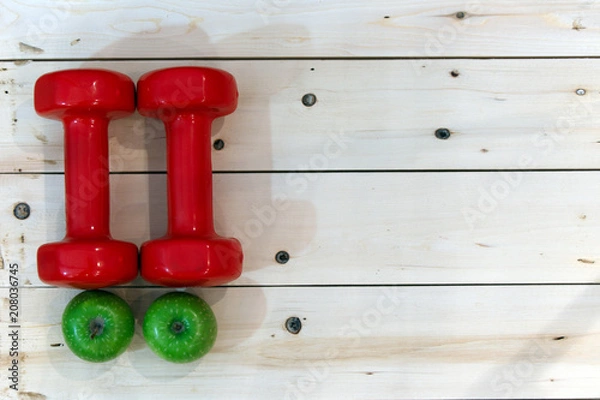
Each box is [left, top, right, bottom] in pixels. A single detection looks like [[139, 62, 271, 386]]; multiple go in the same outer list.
[[2, 2, 600, 399], [2, 0, 600, 59], [1, 285, 599, 399], [2, 172, 600, 287], [2, 59, 600, 173]]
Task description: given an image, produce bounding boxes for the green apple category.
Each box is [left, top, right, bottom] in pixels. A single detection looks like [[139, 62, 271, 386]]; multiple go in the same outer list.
[[143, 292, 217, 363], [62, 290, 134, 363]]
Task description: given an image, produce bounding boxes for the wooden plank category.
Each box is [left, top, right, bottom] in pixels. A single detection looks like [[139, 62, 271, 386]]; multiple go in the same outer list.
[[3, 1, 600, 59], [2, 285, 600, 399], [2, 172, 600, 287], [2, 59, 600, 173]]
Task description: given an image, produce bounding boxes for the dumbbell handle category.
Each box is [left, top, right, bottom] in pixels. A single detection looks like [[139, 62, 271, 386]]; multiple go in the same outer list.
[[63, 116, 110, 239], [165, 114, 215, 237]]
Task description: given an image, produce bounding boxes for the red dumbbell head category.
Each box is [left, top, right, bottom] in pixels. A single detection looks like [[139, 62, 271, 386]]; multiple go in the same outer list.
[[37, 240, 139, 289], [137, 66, 238, 120], [35, 69, 135, 120], [142, 236, 243, 287]]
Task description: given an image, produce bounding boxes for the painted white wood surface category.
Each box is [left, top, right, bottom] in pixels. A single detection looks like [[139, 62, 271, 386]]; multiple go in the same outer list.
[[1, 1, 600, 399], [2, 0, 600, 59], [2, 59, 600, 173], [2, 172, 600, 287], [1, 285, 600, 400]]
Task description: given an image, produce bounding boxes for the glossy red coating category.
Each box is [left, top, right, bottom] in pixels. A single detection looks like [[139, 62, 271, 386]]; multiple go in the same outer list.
[[138, 67, 243, 287], [35, 69, 139, 289]]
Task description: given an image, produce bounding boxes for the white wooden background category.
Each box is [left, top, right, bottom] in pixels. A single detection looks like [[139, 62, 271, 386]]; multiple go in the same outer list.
[[2, 1, 600, 399]]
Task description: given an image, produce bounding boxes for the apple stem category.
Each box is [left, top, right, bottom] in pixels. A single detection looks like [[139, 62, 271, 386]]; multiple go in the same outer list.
[[171, 321, 185, 334], [89, 317, 105, 339]]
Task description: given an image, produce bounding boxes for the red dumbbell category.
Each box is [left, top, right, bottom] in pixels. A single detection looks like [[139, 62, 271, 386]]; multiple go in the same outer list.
[[35, 69, 139, 289], [137, 67, 243, 287]]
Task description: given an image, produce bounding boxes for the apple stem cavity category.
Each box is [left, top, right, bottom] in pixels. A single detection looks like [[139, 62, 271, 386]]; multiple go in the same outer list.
[[171, 321, 185, 334], [89, 316, 105, 339]]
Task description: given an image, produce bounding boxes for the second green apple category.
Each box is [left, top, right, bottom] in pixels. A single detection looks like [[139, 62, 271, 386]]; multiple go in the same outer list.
[[143, 292, 217, 363]]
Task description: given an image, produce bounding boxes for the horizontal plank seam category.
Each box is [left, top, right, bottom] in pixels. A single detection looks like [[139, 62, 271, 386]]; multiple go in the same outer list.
[[3, 169, 600, 176], [11, 282, 600, 290], [4, 56, 600, 63]]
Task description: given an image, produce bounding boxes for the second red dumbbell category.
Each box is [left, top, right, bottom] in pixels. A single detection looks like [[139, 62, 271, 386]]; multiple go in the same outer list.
[[137, 67, 243, 287]]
